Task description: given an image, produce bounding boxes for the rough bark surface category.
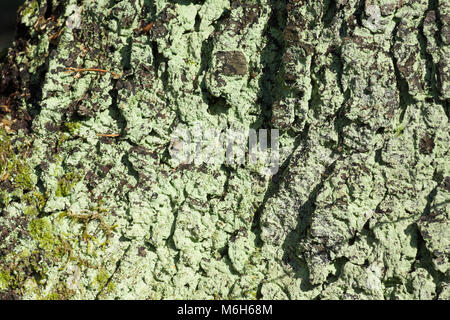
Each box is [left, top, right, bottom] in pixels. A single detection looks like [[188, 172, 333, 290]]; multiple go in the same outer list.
[[0, 0, 449, 299]]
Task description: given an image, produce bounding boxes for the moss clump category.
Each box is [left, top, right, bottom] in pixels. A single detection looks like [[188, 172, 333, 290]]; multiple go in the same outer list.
[[28, 218, 57, 252], [64, 122, 81, 135], [94, 267, 115, 298], [0, 191, 10, 208], [0, 128, 34, 191], [23, 191, 48, 217], [0, 129, 11, 173], [9, 161, 34, 191], [20, 0, 39, 22], [55, 172, 83, 197], [60, 204, 117, 248], [0, 270, 11, 290], [56, 133, 70, 151], [28, 217, 73, 261], [94, 268, 110, 288], [395, 124, 406, 137], [40, 283, 76, 300], [0, 249, 49, 295]]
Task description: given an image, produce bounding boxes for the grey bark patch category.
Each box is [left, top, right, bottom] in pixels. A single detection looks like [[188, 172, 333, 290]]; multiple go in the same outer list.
[[216, 51, 248, 76]]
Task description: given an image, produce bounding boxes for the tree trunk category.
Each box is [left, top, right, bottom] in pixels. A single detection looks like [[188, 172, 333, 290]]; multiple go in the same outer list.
[[0, 0, 449, 300]]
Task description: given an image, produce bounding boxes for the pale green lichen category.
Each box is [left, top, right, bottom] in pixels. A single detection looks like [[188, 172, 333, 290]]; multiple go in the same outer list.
[[0, 0, 448, 300]]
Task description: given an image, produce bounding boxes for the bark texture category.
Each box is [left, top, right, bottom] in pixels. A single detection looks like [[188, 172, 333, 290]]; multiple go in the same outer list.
[[0, 0, 449, 299]]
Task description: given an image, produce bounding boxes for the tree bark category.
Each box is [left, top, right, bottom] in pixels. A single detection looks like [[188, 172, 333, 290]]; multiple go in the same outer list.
[[0, 0, 449, 299]]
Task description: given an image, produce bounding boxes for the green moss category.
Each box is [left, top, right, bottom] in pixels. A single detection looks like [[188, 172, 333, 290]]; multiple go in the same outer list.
[[0, 191, 11, 208], [0, 249, 49, 294], [0, 270, 11, 290], [55, 171, 83, 197], [64, 122, 81, 135], [29, 218, 56, 252], [23, 191, 48, 217], [0, 129, 11, 174], [0, 128, 34, 191], [11, 161, 34, 190], [56, 133, 70, 149], [24, 206, 38, 216], [40, 283, 75, 300], [395, 124, 406, 137], [20, 0, 39, 22], [42, 292, 60, 300], [94, 268, 115, 297], [61, 205, 117, 250], [244, 290, 258, 300], [28, 217, 73, 261], [95, 268, 110, 287]]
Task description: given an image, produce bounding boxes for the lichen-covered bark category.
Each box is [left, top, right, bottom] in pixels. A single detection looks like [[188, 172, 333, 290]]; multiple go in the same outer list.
[[0, 0, 448, 300]]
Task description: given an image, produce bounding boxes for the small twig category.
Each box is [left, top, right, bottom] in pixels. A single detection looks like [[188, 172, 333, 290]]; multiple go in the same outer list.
[[0, 104, 11, 113], [65, 67, 121, 79], [96, 133, 120, 137], [49, 27, 64, 42], [0, 152, 9, 181], [142, 22, 154, 33], [135, 22, 154, 34], [0, 118, 14, 133]]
